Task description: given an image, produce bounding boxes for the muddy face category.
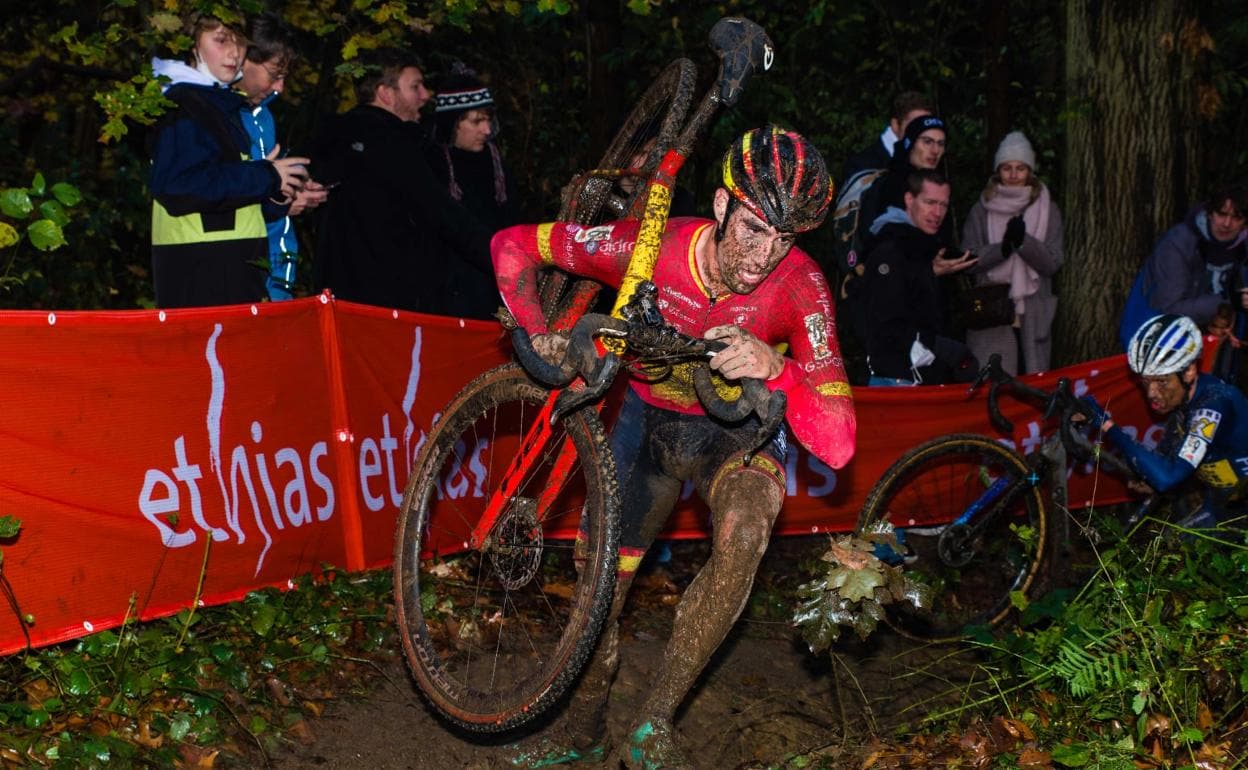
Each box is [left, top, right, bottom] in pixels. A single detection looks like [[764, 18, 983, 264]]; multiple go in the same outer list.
[[712, 206, 796, 295]]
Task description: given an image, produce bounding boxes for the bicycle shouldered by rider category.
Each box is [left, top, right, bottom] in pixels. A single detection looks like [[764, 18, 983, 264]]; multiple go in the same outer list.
[[1086, 314, 1248, 533], [493, 125, 856, 769]]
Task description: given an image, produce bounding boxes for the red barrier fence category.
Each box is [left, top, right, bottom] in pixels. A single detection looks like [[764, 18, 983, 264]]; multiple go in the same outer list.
[[0, 296, 1166, 655]]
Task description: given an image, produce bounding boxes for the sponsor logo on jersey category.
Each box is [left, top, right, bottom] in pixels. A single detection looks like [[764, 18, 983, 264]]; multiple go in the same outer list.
[[804, 312, 831, 360], [573, 224, 615, 243], [1190, 408, 1222, 441], [1178, 434, 1209, 467]]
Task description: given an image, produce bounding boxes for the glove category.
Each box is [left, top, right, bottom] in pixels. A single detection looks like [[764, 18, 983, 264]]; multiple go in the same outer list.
[[1001, 215, 1025, 256], [1080, 395, 1109, 428]]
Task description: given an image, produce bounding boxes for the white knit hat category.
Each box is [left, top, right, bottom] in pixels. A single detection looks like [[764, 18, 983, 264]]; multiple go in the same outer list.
[[994, 131, 1036, 171]]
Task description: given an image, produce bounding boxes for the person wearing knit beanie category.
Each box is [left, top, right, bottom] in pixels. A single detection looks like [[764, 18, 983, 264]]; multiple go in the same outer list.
[[993, 131, 1036, 173], [426, 62, 518, 319], [896, 114, 948, 171]]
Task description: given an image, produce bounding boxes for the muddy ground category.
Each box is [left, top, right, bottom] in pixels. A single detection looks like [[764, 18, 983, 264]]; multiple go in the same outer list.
[[266, 538, 978, 770]]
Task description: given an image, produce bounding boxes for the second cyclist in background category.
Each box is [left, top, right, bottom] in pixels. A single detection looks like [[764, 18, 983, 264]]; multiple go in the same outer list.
[[1086, 314, 1248, 531], [496, 126, 856, 768]]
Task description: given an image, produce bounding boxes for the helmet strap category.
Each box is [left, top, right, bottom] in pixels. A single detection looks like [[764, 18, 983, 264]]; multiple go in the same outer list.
[[714, 195, 738, 243]]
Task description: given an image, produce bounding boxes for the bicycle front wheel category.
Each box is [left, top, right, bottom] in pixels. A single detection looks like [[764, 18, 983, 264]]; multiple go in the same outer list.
[[393, 364, 620, 732], [857, 434, 1049, 641]]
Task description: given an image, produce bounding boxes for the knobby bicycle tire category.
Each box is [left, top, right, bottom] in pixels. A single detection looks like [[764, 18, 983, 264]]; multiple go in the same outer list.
[[541, 58, 698, 325], [857, 434, 1050, 641], [393, 364, 620, 732]]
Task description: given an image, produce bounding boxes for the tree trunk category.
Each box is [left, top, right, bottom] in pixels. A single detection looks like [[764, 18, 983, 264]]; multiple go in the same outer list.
[[1056, 1, 1201, 364], [982, 0, 1010, 177]]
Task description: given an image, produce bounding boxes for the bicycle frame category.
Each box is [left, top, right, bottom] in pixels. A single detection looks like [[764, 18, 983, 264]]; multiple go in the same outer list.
[[465, 18, 774, 553]]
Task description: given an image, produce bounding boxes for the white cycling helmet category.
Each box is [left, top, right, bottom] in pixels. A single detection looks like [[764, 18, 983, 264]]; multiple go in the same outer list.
[[1126, 314, 1203, 376]]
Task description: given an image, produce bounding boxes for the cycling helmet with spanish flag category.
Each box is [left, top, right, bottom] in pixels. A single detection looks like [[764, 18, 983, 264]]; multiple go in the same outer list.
[[721, 125, 835, 233], [1127, 314, 1203, 376]]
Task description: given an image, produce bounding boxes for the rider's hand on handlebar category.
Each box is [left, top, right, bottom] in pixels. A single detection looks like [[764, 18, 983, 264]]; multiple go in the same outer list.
[[704, 324, 784, 381], [530, 332, 570, 366], [1079, 394, 1115, 431]]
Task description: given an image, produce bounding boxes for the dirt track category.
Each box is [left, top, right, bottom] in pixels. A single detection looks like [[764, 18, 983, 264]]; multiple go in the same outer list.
[[266, 538, 975, 769]]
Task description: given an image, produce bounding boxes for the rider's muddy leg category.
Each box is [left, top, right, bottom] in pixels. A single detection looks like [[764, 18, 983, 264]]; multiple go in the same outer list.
[[638, 463, 783, 724], [562, 469, 682, 748]]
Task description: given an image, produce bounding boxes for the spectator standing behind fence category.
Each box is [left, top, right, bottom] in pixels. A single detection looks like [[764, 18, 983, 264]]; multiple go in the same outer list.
[[238, 14, 328, 300], [867, 115, 956, 250], [1119, 184, 1248, 351], [311, 50, 492, 314], [960, 131, 1064, 375], [841, 90, 936, 182], [861, 170, 978, 385], [426, 63, 518, 319], [149, 15, 309, 308]]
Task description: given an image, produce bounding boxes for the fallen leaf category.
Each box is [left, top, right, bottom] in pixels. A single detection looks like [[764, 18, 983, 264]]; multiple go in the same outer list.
[[22, 678, 55, 706], [286, 719, 316, 744], [302, 699, 325, 717], [175, 744, 219, 769], [1017, 747, 1051, 768]]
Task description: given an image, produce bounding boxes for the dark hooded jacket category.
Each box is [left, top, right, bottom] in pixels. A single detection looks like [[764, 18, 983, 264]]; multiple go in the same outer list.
[[310, 105, 492, 315], [1139, 205, 1248, 325]]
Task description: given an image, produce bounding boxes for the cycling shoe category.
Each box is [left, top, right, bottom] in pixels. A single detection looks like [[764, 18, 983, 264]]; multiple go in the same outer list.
[[619, 719, 691, 770], [507, 735, 605, 768]]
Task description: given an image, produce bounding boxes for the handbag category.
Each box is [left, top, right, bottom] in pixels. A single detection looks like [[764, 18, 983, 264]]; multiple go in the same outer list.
[[953, 281, 1016, 331]]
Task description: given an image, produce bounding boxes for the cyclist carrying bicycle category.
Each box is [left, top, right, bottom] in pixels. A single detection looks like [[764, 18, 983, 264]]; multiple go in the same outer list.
[[1087, 313, 1248, 530], [495, 126, 856, 768]]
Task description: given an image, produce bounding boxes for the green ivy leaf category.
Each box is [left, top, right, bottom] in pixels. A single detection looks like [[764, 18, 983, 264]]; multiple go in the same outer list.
[[168, 713, 192, 741], [30, 173, 46, 196], [24, 709, 50, 729], [27, 219, 67, 251], [1175, 726, 1204, 745], [39, 200, 70, 227], [51, 182, 82, 207], [0, 515, 18, 539], [251, 603, 278, 637], [66, 668, 93, 696], [0, 222, 18, 249], [1, 189, 34, 219]]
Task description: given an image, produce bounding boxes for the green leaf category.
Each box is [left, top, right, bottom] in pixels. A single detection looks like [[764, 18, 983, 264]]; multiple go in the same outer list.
[[66, 668, 92, 696], [1175, 726, 1204, 745], [25, 709, 50, 729], [1050, 742, 1090, 767], [1, 189, 34, 219], [251, 603, 278, 637], [0, 515, 19, 538], [30, 173, 46, 196], [149, 11, 182, 32], [1131, 692, 1147, 714], [0, 222, 18, 249], [39, 200, 69, 227], [169, 713, 192, 741], [27, 219, 66, 251], [51, 183, 82, 207]]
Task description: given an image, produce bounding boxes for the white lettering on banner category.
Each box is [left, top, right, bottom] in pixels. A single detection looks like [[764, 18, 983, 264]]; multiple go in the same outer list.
[[783, 446, 837, 498], [138, 323, 337, 576]]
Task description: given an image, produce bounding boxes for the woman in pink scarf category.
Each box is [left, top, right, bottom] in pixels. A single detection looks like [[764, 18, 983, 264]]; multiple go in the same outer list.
[[961, 131, 1065, 375]]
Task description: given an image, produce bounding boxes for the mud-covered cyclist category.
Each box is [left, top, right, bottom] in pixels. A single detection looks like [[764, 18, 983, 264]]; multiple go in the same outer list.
[[493, 126, 857, 768], [1085, 314, 1248, 531]]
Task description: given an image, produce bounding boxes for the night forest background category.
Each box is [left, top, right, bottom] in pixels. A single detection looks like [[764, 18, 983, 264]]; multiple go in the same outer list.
[[2, 0, 1247, 362]]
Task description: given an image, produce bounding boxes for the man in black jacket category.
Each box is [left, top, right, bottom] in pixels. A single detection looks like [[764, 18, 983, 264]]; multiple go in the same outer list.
[[311, 49, 494, 315], [841, 91, 935, 182], [862, 169, 977, 385]]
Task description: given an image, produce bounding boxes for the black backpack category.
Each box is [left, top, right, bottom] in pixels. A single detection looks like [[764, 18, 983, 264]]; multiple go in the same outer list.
[[829, 168, 887, 385], [830, 167, 888, 285]]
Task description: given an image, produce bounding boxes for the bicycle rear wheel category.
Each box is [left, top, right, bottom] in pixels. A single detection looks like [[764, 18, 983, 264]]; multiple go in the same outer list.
[[393, 364, 620, 732], [541, 58, 698, 326], [559, 57, 697, 225], [857, 434, 1050, 641]]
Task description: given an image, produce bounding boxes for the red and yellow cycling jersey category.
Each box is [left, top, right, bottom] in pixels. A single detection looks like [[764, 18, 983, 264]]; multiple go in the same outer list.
[[492, 217, 856, 469]]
